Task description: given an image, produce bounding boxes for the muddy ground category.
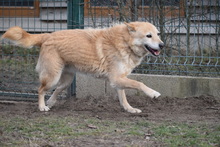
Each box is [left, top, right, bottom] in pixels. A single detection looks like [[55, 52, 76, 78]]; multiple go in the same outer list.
[[0, 94, 220, 146]]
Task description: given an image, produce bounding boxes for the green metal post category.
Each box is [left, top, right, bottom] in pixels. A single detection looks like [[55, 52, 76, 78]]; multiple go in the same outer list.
[[67, 0, 84, 96], [67, 0, 84, 29]]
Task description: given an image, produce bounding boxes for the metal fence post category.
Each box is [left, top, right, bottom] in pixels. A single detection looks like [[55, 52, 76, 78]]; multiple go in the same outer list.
[[67, 0, 84, 97]]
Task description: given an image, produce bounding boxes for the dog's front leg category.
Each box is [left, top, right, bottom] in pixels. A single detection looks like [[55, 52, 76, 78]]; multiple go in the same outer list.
[[117, 89, 142, 113], [110, 77, 161, 99]]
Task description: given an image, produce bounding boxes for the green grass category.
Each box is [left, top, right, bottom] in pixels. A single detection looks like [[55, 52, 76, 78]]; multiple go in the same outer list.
[[152, 123, 220, 147], [0, 115, 219, 146], [0, 45, 39, 85], [0, 44, 39, 56], [0, 116, 102, 146]]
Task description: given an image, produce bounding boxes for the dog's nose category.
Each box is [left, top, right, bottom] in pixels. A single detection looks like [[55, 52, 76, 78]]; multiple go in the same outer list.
[[159, 43, 164, 49]]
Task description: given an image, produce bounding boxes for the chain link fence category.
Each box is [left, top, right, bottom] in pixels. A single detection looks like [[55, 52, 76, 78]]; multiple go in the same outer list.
[[0, 0, 219, 100]]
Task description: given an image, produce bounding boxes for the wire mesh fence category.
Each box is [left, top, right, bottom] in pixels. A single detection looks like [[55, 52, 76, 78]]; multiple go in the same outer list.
[[84, 0, 220, 77], [0, 0, 219, 100], [0, 0, 69, 99]]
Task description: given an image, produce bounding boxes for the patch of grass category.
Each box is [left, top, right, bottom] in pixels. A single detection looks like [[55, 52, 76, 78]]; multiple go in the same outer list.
[[0, 116, 102, 146], [0, 116, 151, 146], [1, 44, 39, 56], [126, 121, 150, 136], [1, 115, 219, 146], [0, 45, 39, 87], [0, 45, 39, 71], [152, 123, 220, 147]]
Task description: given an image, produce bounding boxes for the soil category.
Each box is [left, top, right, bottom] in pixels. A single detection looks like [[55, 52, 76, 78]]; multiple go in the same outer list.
[[0, 95, 220, 146], [47, 95, 219, 124]]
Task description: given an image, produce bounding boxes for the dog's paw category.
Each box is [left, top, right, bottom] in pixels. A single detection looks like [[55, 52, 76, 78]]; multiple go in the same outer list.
[[39, 105, 50, 111], [150, 91, 161, 98], [126, 107, 142, 113], [46, 99, 56, 108]]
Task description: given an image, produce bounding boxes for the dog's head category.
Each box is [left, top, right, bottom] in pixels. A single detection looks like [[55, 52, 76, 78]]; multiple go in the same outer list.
[[125, 22, 164, 56]]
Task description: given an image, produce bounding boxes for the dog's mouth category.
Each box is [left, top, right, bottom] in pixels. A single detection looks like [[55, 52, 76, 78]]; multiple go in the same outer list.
[[144, 45, 160, 56]]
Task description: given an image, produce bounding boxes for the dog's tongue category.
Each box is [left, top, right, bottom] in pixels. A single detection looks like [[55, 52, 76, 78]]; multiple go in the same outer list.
[[154, 50, 160, 56]]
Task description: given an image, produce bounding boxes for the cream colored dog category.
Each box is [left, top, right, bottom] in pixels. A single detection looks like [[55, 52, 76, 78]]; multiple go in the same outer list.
[[2, 22, 164, 113]]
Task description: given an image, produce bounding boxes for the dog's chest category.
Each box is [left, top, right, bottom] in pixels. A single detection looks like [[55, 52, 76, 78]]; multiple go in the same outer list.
[[117, 53, 143, 76], [117, 59, 138, 76]]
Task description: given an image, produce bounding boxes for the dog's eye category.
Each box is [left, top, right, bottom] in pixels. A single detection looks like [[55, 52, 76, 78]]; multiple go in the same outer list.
[[146, 34, 152, 38], [157, 33, 160, 36]]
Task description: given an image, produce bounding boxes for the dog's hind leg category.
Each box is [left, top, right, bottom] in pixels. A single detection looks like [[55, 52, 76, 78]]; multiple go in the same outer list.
[[38, 69, 63, 111], [117, 89, 142, 113], [46, 68, 74, 108], [37, 51, 64, 111]]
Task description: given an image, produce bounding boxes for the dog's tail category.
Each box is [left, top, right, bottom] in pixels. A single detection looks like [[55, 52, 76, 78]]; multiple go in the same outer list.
[[1, 26, 50, 48]]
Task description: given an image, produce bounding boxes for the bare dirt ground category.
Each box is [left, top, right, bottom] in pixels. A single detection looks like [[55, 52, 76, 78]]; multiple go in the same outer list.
[[1, 95, 219, 123], [53, 95, 220, 124], [0, 95, 220, 146]]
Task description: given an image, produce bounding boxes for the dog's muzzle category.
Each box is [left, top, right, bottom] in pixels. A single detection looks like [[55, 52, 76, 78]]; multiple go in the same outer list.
[[144, 43, 164, 56]]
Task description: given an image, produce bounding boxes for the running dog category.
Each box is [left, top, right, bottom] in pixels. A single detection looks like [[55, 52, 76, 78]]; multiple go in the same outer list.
[[2, 22, 164, 113]]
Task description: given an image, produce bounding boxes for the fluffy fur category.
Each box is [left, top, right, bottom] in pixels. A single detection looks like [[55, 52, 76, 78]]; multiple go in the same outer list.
[[2, 22, 164, 113]]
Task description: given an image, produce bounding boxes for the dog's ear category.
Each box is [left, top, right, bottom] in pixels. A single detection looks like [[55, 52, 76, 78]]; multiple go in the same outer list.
[[124, 22, 136, 32]]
